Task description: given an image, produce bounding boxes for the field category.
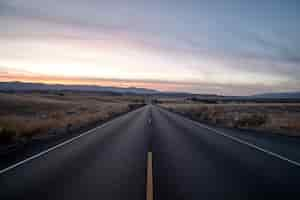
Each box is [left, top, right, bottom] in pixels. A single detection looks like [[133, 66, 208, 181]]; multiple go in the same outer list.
[[0, 92, 145, 145], [160, 101, 300, 136]]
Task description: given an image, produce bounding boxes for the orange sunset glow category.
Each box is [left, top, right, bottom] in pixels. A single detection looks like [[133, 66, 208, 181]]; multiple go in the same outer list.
[[1, 0, 300, 95]]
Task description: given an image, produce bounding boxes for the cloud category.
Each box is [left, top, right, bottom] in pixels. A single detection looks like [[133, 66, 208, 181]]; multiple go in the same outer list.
[[248, 32, 300, 64], [1, 0, 300, 95]]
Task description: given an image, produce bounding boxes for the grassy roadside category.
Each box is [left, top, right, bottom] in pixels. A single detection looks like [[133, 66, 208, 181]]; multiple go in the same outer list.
[[159, 102, 300, 136], [0, 92, 145, 146]]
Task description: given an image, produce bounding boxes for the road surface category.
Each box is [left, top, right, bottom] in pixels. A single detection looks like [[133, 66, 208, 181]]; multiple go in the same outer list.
[[1, 105, 300, 199]]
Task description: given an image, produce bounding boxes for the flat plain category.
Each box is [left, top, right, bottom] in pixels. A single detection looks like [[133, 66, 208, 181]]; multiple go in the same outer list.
[[0, 92, 145, 145], [160, 100, 300, 136]]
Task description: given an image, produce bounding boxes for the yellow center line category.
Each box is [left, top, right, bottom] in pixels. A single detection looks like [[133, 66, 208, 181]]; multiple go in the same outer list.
[[147, 151, 153, 200]]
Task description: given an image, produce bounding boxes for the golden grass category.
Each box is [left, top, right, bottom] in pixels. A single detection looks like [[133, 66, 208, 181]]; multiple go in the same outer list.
[[0, 92, 144, 144], [160, 102, 300, 136]]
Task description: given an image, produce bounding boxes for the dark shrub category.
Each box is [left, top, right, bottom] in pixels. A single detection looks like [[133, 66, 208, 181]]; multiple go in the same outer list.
[[128, 103, 145, 110], [0, 127, 17, 144], [235, 114, 267, 127]]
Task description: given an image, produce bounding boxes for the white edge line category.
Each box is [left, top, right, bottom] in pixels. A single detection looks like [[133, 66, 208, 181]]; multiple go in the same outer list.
[[0, 107, 145, 175], [0, 122, 110, 175], [161, 107, 300, 167], [193, 118, 300, 167]]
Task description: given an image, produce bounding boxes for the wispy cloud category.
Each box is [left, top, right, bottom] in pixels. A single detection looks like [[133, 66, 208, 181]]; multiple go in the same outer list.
[[0, 0, 300, 95]]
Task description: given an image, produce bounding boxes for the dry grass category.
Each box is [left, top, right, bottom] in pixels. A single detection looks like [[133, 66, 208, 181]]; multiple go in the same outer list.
[[160, 102, 300, 136], [0, 92, 144, 144]]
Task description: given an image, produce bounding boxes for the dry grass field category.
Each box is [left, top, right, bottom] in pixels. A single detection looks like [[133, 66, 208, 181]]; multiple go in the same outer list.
[[0, 92, 145, 144], [160, 102, 300, 136]]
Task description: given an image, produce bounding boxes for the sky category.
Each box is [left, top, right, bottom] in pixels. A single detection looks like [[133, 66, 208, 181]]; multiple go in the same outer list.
[[0, 0, 300, 95]]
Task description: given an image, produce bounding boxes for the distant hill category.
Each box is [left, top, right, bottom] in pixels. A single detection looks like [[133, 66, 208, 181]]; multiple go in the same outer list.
[[2, 81, 299, 99], [0, 81, 159, 94], [252, 92, 300, 99]]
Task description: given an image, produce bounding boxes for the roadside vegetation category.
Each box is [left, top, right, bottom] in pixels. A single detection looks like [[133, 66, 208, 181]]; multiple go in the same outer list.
[[0, 92, 145, 145], [159, 101, 300, 136]]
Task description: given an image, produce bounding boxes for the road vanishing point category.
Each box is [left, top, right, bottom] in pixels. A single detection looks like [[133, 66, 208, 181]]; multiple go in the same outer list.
[[1, 105, 300, 199]]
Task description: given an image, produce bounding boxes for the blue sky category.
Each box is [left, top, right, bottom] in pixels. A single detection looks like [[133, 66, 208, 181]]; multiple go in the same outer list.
[[0, 0, 299, 95]]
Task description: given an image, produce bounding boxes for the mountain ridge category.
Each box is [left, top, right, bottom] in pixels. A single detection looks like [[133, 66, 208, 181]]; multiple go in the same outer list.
[[252, 92, 300, 99], [0, 81, 159, 94]]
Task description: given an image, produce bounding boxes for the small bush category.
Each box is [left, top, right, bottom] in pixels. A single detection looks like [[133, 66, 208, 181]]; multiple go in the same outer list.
[[0, 127, 17, 144], [128, 103, 145, 110], [235, 114, 267, 128]]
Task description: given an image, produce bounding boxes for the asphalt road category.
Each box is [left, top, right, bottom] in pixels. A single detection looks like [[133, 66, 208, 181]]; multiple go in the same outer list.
[[1, 105, 300, 199]]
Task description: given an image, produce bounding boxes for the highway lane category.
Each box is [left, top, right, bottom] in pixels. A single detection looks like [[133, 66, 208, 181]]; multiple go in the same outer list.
[[1, 105, 300, 199], [152, 106, 300, 199], [0, 106, 151, 200]]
